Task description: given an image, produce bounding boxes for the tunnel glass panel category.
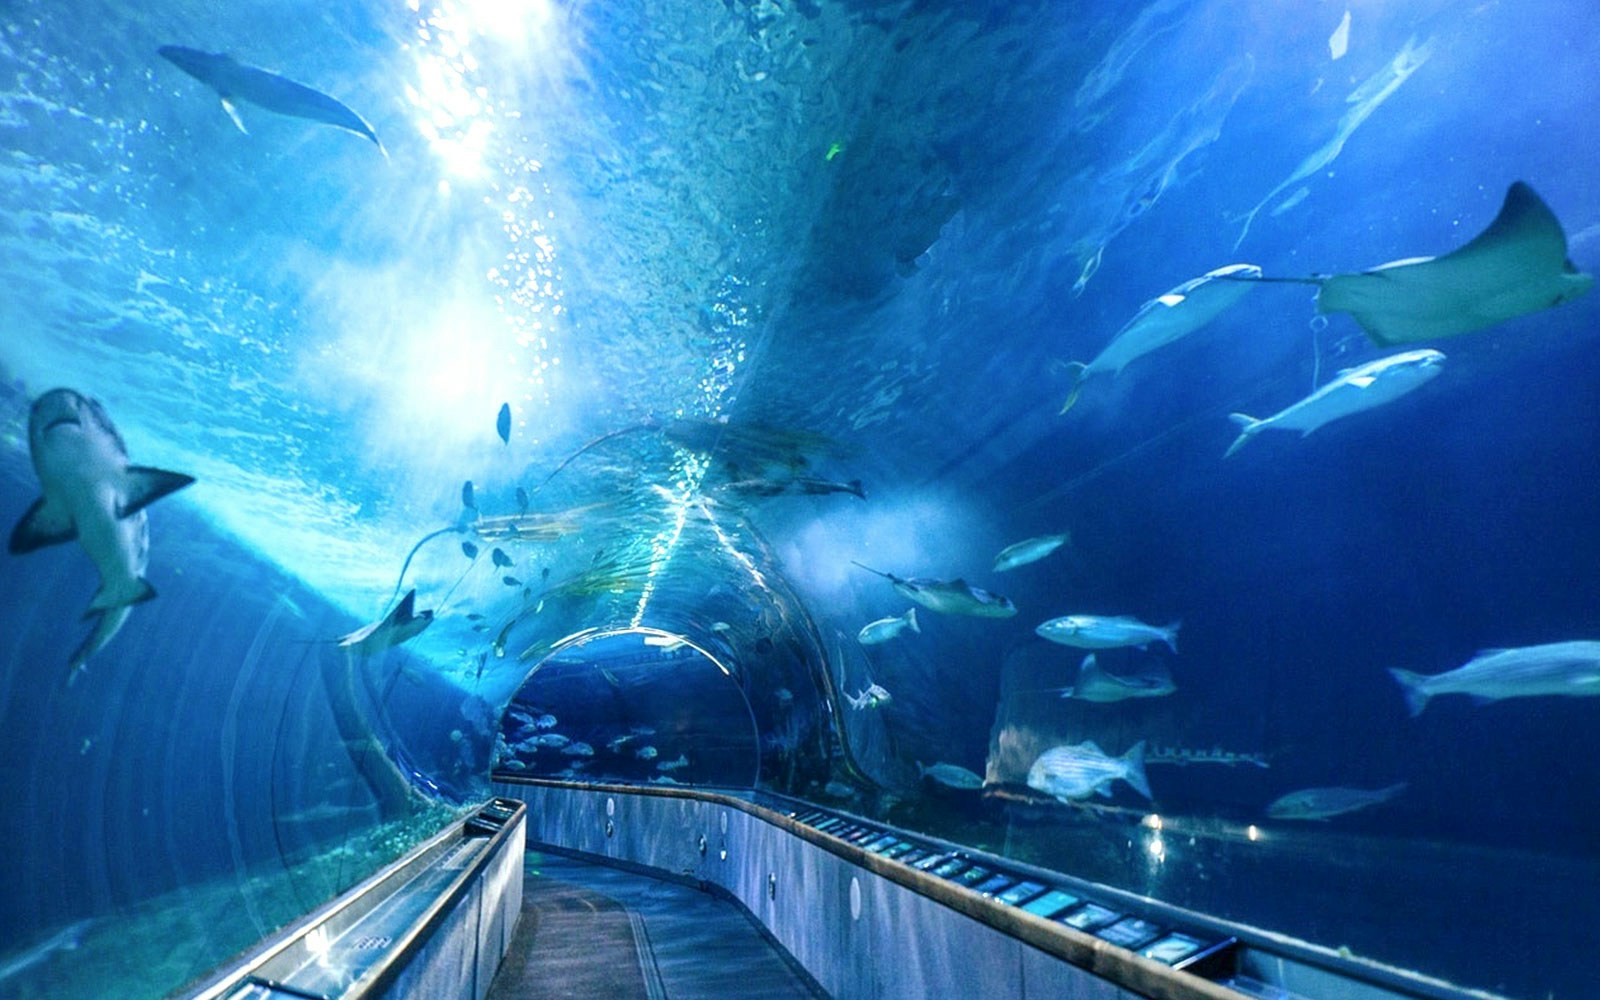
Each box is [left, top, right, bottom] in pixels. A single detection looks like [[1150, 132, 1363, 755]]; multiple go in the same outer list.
[[1, 4, 1596, 1000]]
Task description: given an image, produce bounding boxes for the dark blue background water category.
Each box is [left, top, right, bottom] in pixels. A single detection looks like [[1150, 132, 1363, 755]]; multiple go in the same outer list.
[[2, 1, 1598, 997]]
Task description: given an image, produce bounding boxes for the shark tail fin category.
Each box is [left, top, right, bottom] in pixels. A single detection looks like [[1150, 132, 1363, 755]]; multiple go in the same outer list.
[[1388, 668, 1432, 717], [906, 608, 920, 634], [1121, 740, 1152, 799], [1224, 413, 1264, 459], [848, 479, 866, 500], [1057, 362, 1090, 415]]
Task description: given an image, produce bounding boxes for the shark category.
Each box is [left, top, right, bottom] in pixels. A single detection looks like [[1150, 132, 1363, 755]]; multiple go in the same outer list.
[[158, 45, 384, 154], [9, 389, 194, 680], [337, 589, 434, 656], [1224, 348, 1444, 458], [1238, 182, 1593, 345], [851, 562, 1017, 618]]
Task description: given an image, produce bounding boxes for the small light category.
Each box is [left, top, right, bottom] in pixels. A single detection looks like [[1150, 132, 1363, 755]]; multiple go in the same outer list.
[[1247, 825, 1260, 842], [1142, 813, 1163, 831], [1148, 835, 1165, 859]]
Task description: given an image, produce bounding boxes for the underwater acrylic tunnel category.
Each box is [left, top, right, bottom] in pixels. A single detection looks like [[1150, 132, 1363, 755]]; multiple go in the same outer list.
[[2, 2, 1599, 999]]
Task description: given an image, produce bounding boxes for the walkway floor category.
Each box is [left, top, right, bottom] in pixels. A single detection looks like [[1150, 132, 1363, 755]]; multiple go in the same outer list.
[[487, 850, 825, 1000]]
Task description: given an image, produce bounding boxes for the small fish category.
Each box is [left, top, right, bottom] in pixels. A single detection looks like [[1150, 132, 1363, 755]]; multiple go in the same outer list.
[[496, 402, 511, 444], [461, 541, 479, 559], [493, 620, 512, 658], [845, 682, 892, 710], [649, 775, 684, 786], [917, 761, 984, 790], [491, 547, 513, 568], [1224, 349, 1445, 458], [635, 745, 659, 760], [0, 919, 93, 983], [992, 532, 1070, 572], [561, 741, 595, 757], [502, 575, 522, 587], [534, 714, 558, 730], [658, 753, 689, 771], [1055, 654, 1176, 703], [466, 612, 484, 621], [534, 733, 569, 748], [1266, 783, 1406, 821], [723, 476, 866, 500], [516, 487, 530, 512], [462, 480, 477, 510], [1389, 641, 1600, 716], [857, 608, 919, 645], [606, 734, 635, 752], [1036, 615, 1179, 653], [852, 562, 1017, 618], [1027, 740, 1150, 801], [501, 759, 527, 771]]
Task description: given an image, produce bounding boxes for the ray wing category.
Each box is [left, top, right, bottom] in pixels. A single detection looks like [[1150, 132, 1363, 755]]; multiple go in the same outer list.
[[1317, 182, 1594, 345]]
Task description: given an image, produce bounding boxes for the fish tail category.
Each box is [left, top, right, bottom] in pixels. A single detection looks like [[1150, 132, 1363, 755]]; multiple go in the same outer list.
[[1162, 621, 1180, 654], [1223, 413, 1263, 458], [905, 607, 920, 634], [1057, 362, 1090, 415], [848, 479, 866, 500], [1388, 668, 1431, 717], [1122, 740, 1152, 799]]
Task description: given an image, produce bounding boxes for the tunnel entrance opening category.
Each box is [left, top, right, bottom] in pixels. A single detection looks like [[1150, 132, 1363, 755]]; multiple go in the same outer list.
[[493, 627, 762, 789]]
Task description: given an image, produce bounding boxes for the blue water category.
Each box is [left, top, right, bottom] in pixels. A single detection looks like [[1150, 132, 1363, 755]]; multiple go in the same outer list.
[[2, 1, 1598, 997]]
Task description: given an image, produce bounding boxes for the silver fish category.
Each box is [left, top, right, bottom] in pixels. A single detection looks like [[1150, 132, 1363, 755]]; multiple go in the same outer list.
[[992, 532, 1070, 572], [845, 682, 892, 710], [857, 608, 920, 645], [917, 761, 984, 790], [1224, 349, 1445, 458], [1036, 615, 1179, 652], [1266, 783, 1406, 821], [1389, 641, 1600, 716], [1059, 264, 1261, 413], [1027, 740, 1151, 801], [9, 389, 194, 679]]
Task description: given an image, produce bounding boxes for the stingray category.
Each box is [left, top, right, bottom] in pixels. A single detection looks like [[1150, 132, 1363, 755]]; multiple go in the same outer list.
[[1245, 182, 1593, 346]]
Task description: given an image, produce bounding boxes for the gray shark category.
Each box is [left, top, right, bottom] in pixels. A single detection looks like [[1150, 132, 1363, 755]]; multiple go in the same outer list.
[[9, 389, 194, 680], [337, 589, 434, 656], [158, 45, 384, 153], [851, 562, 1017, 618]]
